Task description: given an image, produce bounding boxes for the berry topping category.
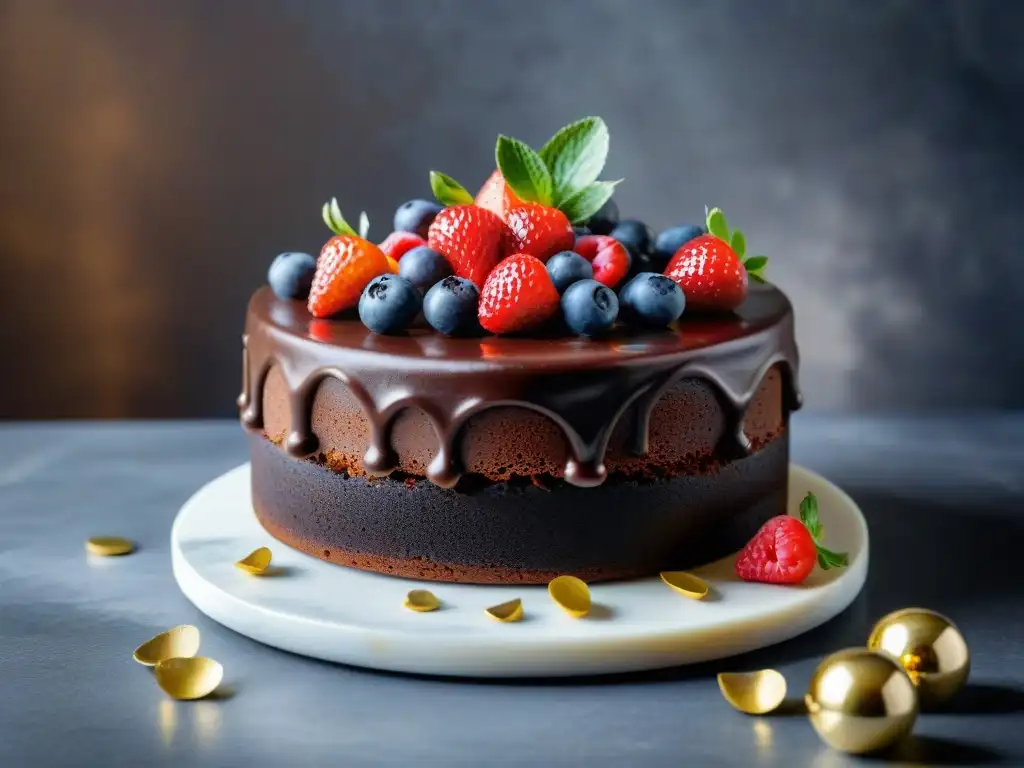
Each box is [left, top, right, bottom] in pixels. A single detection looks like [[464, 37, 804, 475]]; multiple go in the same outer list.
[[393, 199, 443, 239], [618, 272, 686, 328], [478, 253, 560, 335], [426, 204, 508, 288], [308, 199, 392, 318], [546, 250, 594, 294], [585, 197, 620, 235], [574, 235, 631, 288], [267, 252, 316, 301], [423, 276, 481, 336], [357, 274, 422, 335], [561, 279, 619, 337], [608, 219, 654, 258], [653, 224, 704, 269], [505, 203, 574, 262], [398, 246, 453, 292], [663, 208, 766, 312], [474, 170, 522, 218], [735, 493, 848, 585], [379, 231, 427, 262]]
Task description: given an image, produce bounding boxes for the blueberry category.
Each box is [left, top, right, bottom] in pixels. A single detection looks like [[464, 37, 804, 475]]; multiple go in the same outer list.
[[358, 274, 422, 334], [572, 226, 592, 239], [653, 224, 705, 268], [398, 246, 452, 292], [586, 198, 620, 235], [394, 199, 444, 238], [546, 250, 594, 294], [423, 276, 480, 336], [267, 251, 317, 300], [618, 273, 686, 328], [561, 279, 619, 337], [608, 220, 654, 258]]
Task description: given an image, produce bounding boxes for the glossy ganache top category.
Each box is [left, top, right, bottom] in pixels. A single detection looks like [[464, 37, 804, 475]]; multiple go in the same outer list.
[[239, 285, 801, 489]]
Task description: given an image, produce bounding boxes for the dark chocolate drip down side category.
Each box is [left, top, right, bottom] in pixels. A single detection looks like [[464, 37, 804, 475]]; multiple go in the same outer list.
[[239, 286, 801, 489]]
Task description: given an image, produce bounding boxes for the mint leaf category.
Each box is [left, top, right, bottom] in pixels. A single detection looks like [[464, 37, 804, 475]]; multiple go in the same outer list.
[[322, 197, 358, 237], [744, 255, 768, 271], [358, 211, 370, 239], [798, 492, 821, 538], [730, 230, 746, 258], [706, 207, 729, 241], [495, 135, 553, 206], [539, 116, 609, 206], [558, 180, 621, 224], [429, 171, 474, 207]]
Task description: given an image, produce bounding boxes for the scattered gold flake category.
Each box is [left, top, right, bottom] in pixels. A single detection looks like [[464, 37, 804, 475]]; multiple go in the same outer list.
[[717, 669, 788, 715], [85, 536, 135, 557], [235, 547, 273, 575], [485, 598, 523, 623], [404, 589, 440, 612], [548, 575, 591, 618], [659, 571, 710, 600], [133, 625, 201, 666], [154, 657, 224, 701]]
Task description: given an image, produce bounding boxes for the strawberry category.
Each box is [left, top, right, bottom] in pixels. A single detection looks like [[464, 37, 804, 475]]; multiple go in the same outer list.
[[308, 199, 391, 318], [427, 204, 508, 288], [664, 207, 769, 312], [735, 492, 848, 585], [478, 253, 560, 334], [379, 231, 426, 262], [505, 203, 575, 262], [475, 170, 522, 217], [574, 234, 631, 288]]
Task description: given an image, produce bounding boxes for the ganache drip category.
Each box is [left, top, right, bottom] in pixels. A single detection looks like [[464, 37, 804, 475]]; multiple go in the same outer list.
[[239, 287, 800, 489]]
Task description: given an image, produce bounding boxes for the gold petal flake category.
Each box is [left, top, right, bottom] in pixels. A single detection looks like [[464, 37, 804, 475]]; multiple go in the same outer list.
[[485, 598, 524, 623], [717, 669, 788, 715], [85, 536, 135, 556], [235, 547, 273, 575], [154, 657, 224, 701], [659, 571, 710, 600], [548, 575, 591, 618], [404, 589, 441, 612], [133, 625, 201, 666]]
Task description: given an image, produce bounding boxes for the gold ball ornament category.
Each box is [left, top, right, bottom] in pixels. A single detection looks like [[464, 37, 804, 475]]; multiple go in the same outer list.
[[867, 607, 970, 707], [805, 648, 919, 755]]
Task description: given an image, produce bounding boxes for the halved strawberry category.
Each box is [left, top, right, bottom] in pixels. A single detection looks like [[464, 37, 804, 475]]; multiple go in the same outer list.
[[505, 203, 574, 262], [379, 231, 426, 262], [478, 253, 560, 334], [308, 199, 391, 318], [427, 204, 508, 288], [475, 170, 522, 217]]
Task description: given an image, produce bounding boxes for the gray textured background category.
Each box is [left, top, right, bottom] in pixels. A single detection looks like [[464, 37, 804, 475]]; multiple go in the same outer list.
[[1, 0, 1022, 418]]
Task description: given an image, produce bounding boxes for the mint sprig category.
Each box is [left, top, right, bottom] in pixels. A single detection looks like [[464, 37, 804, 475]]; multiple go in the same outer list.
[[428, 116, 622, 224], [322, 197, 359, 238], [705, 206, 770, 283], [798, 492, 849, 571]]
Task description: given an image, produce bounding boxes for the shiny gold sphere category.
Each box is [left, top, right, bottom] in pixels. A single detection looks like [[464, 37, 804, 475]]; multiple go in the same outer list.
[[867, 607, 970, 707], [805, 648, 919, 755]]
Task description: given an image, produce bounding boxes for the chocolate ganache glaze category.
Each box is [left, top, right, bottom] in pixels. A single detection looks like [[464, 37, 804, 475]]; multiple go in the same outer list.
[[239, 284, 801, 583]]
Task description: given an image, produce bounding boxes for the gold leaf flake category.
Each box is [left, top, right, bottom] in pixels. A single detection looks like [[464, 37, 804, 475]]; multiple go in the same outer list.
[[717, 669, 787, 714], [154, 657, 224, 701], [404, 589, 440, 612], [485, 598, 523, 623], [85, 536, 135, 556], [133, 625, 201, 666], [548, 575, 591, 618], [659, 571, 709, 600], [235, 547, 272, 575]]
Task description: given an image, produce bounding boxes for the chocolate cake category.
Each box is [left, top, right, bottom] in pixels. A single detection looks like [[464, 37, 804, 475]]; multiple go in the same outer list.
[[239, 282, 799, 584], [239, 116, 800, 584]]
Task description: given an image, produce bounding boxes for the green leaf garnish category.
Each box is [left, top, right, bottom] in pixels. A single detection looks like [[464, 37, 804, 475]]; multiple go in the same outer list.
[[730, 230, 746, 259], [358, 211, 370, 239], [538, 116, 609, 207], [429, 171, 474, 207], [747, 270, 767, 284], [322, 197, 359, 237], [495, 135, 554, 206], [798, 492, 848, 571], [706, 207, 730, 242], [558, 180, 621, 224], [743, 255, 768, 272]]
